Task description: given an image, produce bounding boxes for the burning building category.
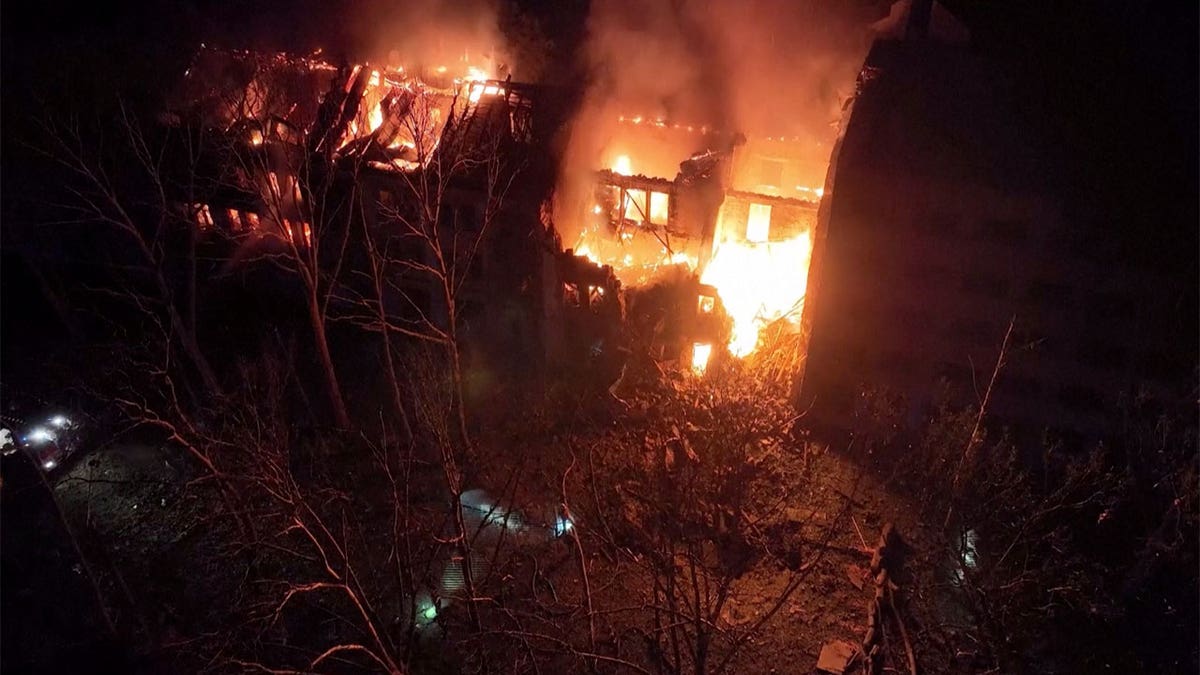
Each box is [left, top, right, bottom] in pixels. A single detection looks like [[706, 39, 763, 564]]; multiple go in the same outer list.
[[164, 16, 856, 385], [561, 124, 821, 373], [165, 46, 578, 379], [163, 1, 1164, 444], [550, 0, 879, 375], [159, 0, 878, 393]]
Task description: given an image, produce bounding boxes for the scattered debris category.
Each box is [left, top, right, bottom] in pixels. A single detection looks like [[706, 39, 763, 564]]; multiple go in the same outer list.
[[816, 640, 857, 674], [859, 523, 917, 675], [851, 515, 869, 550], [846, 563, 867, 590], [720, 599, 755, 626]]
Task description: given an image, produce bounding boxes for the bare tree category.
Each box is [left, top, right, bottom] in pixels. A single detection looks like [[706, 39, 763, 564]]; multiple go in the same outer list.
[[570, 364, 849, 675], [329, 81, 525, 631], [34, 104, 222, 397], [222, 118, 355, 428]]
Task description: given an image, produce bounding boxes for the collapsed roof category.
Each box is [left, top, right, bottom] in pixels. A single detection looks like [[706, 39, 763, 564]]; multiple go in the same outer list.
[[169, 46, 566, 174]]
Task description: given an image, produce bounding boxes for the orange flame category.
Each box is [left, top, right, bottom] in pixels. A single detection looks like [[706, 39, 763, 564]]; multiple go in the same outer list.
[[691, 342, 713, 374], [700, 232, 812, 357]]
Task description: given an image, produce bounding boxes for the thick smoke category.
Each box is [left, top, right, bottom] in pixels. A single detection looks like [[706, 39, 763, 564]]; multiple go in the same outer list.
[[584, 0, 878, 145], [556, 0, 883, 245], [341, 0, 508, 75]]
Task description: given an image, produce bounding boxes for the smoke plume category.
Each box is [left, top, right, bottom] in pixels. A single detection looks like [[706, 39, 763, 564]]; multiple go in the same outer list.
[[557, 0, 883, 244], [343, 0, 508, 75]]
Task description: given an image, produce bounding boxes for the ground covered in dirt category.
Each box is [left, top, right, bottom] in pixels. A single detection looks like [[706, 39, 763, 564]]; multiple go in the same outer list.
[[4, 364, 1042, 675]]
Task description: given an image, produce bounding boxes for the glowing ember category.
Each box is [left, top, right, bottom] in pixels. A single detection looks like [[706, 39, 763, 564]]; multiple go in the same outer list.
[[571, 232, 696, 287], [669, 251, 694, 266], [701, 233, 812, 357], [464, 67, 499, 103], [368, 103, 384, 133], [468, 81, 501, 104], [574, 242, 600, 265]]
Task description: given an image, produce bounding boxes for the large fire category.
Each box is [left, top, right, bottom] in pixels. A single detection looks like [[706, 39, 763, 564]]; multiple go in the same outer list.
[[185, 45, 824, 366], [342, 62, 496, 159], [700, 231, 812, 357], [571, 139, 820, 362], [190, 50, 498, 168], [568, 152, 700, 286]]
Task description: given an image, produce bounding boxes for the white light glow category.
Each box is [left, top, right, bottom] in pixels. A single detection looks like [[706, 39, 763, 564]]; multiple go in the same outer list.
[[553, 515, 573, 537], [963, 529, 979, 569], [27, 427, 54, 444], [49, 415, 69, 428], [42, 459, 57, 470], [414, 593, 439, 627]]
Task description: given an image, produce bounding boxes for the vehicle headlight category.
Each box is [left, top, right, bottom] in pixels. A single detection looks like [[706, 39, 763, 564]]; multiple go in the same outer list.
[[27, 427, 54, 444]]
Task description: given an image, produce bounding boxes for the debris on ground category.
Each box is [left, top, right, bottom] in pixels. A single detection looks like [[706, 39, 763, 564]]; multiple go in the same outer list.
[[816, 640, 857, 674], [846, 563, 867, 590], [860, 523, 917, 675]]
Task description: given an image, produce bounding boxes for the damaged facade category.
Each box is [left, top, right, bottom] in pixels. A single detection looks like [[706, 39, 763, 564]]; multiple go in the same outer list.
[[166, 47, 575, 378], [568, 121, 821, 372], [165, 10, 1164, 445], [166, 45, 822, 384]]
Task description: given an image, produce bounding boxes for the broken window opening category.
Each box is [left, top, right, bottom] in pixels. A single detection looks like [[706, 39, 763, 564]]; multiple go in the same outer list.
[[756, 158, 785, 189], [271, 119, 302, 145], [279, 218, 311, 246], [194, 203, 214, 230], [563, 282, 582, 307], [691, 342, 713, 375], [649, 191, 670, 226], [746, 203, 772, 243], [622, 188, 649, 225], [597, 185, 621, 224]]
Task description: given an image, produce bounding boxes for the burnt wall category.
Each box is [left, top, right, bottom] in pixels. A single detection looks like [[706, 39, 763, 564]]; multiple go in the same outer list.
[[799, 40, 1188, 446]]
